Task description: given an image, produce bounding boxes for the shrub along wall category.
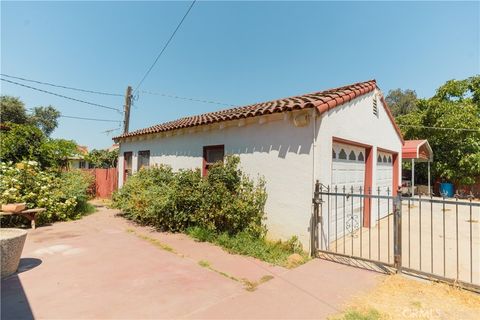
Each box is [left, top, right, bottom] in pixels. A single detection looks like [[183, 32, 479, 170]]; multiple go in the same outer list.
[[0, 161, 94, 226], [112, 156, 267, 237]]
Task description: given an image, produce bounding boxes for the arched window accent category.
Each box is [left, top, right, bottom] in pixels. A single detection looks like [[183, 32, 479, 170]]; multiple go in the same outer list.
[[348, 150, 356, 161], [332, 149, 336, 159], [358, 152, 364, 162], [339, 149, 347, 160], [383, 155, 388, 163], [388, 156, 392, 163], [377, 155, 382, 162]]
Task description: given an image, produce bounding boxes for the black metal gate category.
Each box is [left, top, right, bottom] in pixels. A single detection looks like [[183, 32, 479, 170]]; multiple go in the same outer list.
[[312, 181, 480, 292]]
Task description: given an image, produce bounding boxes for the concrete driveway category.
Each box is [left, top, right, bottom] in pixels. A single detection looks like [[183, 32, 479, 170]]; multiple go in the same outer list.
[[2, 205, 382, 319]]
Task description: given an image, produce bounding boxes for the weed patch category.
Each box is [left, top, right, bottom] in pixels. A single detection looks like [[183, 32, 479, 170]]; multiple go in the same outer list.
[[187, 226, 309, 267]]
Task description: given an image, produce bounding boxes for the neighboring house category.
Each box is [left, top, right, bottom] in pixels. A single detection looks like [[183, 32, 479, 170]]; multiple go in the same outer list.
[[68, 145, 91, 169], [113, 80, 404, 249]]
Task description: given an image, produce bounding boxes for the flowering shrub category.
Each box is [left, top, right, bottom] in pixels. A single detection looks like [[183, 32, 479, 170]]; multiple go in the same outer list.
[[112, 156, 267, 237], [0, 161, 93, 225]]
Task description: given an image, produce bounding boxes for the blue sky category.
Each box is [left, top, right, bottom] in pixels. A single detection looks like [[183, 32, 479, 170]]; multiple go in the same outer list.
[[1, 1, 479, 149]]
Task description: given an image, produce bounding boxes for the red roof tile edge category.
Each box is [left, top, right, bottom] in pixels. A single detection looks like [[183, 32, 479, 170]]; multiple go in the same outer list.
[[113, 80, 404, 143]]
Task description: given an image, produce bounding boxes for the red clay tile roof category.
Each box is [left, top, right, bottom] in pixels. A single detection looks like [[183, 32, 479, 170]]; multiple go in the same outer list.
[[114, 80, 403, 142]]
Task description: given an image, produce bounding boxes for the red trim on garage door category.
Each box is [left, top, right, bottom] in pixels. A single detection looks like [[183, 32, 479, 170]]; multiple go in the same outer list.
[[332, 137, 373, 228]]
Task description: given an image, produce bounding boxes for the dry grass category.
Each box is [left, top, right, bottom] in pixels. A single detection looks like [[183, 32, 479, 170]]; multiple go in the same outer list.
[[335, 275, 480, 320]]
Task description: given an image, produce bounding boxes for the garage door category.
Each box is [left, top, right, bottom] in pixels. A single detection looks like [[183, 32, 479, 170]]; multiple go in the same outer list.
[[330, 142, 366, 241], [376, 151, 393, 220]]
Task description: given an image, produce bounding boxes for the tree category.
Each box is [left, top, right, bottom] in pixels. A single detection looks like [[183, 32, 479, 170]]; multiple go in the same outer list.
[[30, 106, 60, 136], [385, 89, 418, 117], [396, 76, 480, 185], [0, 96, 60, 135], [85, 149, 118, 168], [0, 123, 46, 164], [0, 96, 29, 124], [39, 138, 78, 168]]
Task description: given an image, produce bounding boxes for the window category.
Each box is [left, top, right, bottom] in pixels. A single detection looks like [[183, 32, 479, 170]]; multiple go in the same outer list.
[[203, 145, 224, 175], [332, 149, 336, 159], [377, 155, 383, 163], [138, 150, 150, 170], [338, 149, 347, 160], [383, 155, 387, 163], [373, 95, 378, 116], [79, 160, 86, 169], [358, 152, 364, 162], [388, 156, 392, 163], [124, 152, 133, 182], [348, 150, 356, 161]]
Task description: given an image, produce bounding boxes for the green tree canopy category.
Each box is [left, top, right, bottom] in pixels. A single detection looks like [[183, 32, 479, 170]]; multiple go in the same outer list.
[[0, 96, 60, 136], [396, 76, 480, 185], [30, 106, 61, 136], [0, 96, 29, 124], [385, 89, 418, 117], [85, 149, 118, 168]]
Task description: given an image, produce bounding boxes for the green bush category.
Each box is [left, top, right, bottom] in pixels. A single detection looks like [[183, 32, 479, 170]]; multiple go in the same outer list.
[[0, 161, 94, 226], [112, 156, 267, 236]]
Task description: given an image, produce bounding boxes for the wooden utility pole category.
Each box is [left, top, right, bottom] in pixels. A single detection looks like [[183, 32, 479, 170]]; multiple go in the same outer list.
[[123, 86, 132, 134]]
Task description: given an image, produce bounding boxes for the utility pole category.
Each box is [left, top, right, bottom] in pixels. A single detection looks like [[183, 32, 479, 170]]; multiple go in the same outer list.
[[123, 86, 132, 134]]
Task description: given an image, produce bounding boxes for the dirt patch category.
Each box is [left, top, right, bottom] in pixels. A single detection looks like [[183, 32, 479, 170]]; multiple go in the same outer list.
[[334, 275, 480, 320]]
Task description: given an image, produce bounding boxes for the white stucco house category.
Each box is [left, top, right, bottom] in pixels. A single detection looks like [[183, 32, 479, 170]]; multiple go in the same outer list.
[[113, 80, 404, 250]]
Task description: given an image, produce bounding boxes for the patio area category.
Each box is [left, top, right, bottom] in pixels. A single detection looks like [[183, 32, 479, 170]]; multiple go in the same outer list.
[[1, 205, 382, 319]]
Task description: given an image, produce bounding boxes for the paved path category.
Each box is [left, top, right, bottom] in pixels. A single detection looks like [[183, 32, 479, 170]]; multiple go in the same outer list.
[[2, 206, 382, 319]]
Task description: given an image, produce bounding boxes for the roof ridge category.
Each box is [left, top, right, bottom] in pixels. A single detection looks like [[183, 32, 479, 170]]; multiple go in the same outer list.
[[114, 79, 378, 139]]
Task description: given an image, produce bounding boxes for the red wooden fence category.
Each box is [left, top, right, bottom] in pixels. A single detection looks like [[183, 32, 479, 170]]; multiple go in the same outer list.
[[82, 168, 118, 198]]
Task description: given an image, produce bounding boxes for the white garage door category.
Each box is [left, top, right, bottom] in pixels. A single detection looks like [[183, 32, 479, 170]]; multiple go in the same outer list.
[[329, 142, 366, 242], [376, 151, 393, 220]]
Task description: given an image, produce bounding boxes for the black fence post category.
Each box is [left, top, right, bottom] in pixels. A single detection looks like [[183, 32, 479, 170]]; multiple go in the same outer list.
[[393, 187, 402, 273], [311, 180, 321, 257]]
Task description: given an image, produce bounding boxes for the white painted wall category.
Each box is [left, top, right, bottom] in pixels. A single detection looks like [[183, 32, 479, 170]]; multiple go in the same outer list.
[[314, 90, 403, 245], [119, 111, 316, 247], [117, 90, 403, 250]]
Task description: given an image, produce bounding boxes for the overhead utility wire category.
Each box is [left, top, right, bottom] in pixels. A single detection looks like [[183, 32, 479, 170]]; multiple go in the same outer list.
[[398, 124, 480, 132], [140, 90, 235, 107], [133, 0, 196, 93], [0, 73, 123, 97], [1, 78, 121, 112], [60, 115, 122, 123]]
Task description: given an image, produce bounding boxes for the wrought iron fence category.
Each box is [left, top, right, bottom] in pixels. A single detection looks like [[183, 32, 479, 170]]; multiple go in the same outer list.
[[312, 181, 480, 292]]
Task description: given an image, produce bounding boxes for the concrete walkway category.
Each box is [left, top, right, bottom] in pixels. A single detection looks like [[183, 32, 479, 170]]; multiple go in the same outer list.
[[2, 206, 383, 319]]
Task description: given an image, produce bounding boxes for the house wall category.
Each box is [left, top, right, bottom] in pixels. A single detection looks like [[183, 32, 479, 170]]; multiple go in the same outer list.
[[119, 111, 316, 247], [117, 90, 403, 250], [314, 90, 403, 234]]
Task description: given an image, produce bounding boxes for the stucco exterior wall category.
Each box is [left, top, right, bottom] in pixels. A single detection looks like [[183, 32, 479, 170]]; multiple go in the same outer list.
[[314, 90, 403, 239], [117, 90, 403, 250], [118, 111, 316, 246]]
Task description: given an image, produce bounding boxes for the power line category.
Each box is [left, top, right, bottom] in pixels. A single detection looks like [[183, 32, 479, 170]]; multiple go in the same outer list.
[[133, 0, 196, 93], [1, 78, 122, 112], [60, 115, 122, 123], [140, 90, 235, 107], [0, 73, 123, 97], [398, 124, 480, 132]]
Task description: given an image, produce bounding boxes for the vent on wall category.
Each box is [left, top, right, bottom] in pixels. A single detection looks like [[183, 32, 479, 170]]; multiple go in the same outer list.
[[373, 94, 378, 117]]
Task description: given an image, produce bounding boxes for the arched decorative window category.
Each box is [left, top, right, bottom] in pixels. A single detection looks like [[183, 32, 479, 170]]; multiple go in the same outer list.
[[332, 149, 336, 159], [358, 152, 364, 162], [348, 150, 356, 161], [377, 155, 382, 162], [339, 149, 347, 160], [388, 156, 392, 163], [383, 155, 387, 163]]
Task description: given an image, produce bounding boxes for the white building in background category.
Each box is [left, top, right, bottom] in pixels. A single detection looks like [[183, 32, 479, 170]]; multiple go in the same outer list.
[[113, 80, 404, 250]]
